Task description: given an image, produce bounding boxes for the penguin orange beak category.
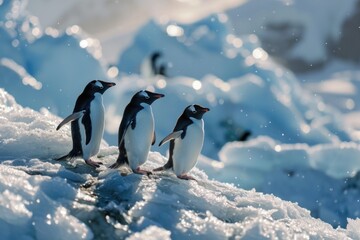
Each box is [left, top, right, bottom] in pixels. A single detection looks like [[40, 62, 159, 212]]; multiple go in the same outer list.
[[200, 107, 210, 112], [152, 93, 165, 99], [105, 82, 116, 88]]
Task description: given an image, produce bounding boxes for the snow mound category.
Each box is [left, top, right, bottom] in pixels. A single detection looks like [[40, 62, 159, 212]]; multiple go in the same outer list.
[[0, 164, 93, 240], [0, 90, 358, 239], [0, 88, 71, 159], [198, 136, 360, 227], [0, 0, 109, 117], [97, 153, 353, 239]]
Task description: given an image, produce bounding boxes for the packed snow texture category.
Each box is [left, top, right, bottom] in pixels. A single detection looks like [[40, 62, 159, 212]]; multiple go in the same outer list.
[[198, 136, 360, 227], [0, 88, 359, 239]]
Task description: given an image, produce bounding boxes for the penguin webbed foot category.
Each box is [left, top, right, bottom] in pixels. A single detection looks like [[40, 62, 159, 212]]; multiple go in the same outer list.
[[152, 166, 165, 172], [55, 149, 82, 161], [134, 167, 152, 176], [55, 154, 69, 161], [85, 159, 103, 168], [177, 174, 196, 181]]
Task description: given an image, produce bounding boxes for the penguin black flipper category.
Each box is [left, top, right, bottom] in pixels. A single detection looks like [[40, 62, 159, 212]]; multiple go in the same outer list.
[[111, 104, 143, 169], [118, 105, 143, 147], [57, 90, 94, 161], [81, 108, 92, 145], [158, 130, 183, 146], [56, 111, 85, 131], [154, 114, 193, 171]]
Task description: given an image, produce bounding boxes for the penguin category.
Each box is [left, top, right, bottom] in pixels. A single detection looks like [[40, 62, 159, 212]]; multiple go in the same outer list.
[[141, 51, 168, 78], [153, 104, 209, 180], [56, 80, 116, 168], [150, 51, 162, 75], [110, 90, 164, 175]]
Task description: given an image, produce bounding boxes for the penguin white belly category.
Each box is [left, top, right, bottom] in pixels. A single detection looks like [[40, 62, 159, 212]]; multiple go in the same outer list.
[[81, 93, 105, 160], [173, 118, 204, 176], [125, 104, 154, 170]]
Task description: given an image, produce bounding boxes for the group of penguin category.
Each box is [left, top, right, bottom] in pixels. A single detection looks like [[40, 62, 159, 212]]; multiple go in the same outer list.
[[56, 80, 209, 180]]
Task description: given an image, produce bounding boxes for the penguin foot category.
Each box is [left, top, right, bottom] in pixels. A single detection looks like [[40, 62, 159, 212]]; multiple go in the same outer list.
[[85, 159, 103, 168], [152, 166, 165, 172], [55, 154, 69, 161], [134, 167, 152, 176], [177, 174, 196, 181]]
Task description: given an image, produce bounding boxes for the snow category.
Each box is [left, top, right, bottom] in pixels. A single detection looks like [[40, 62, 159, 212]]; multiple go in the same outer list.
[[0, 88, 358, 239], [1, 0, 360, 238], [198, 136, 360, 227], [226, 0, 357, 64], [25, 0, 247, 63]]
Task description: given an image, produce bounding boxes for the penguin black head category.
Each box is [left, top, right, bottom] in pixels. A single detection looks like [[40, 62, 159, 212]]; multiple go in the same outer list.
[[184, 104, 210, 120], [131, 90, 165, 105], [84, 80, 116, 95], [151, 51, 162, 62]]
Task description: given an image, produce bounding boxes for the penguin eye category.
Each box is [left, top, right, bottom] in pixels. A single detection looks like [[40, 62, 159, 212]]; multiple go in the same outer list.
[[192, 110, 197, 113], [94, 81, 104, 89]]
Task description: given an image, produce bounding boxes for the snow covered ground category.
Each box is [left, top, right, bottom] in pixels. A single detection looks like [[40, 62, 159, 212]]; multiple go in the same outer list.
[[0, 88, 359, 239], [1, 0, 360, 238]]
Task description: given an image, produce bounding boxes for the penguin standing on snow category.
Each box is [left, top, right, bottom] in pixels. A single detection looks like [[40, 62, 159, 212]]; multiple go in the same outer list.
[[110, 90, 164, 175], [141, 51, 168, 78], [56, 80, 116, 168], [153, 104, 209, 180]]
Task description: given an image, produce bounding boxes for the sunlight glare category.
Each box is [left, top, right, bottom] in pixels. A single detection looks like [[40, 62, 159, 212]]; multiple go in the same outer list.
[[166, 25, 184, 37], [23, 76, 42, 90], [345, 99, 355, 110], [274, 145, 282, 152], [192, 80, 202, 90], [301, 123, 310, 134], [156, 79, 167, 89], [252, 48, 268, 61], [79, 40, 88, 48], [107, 66, 119, 78]]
